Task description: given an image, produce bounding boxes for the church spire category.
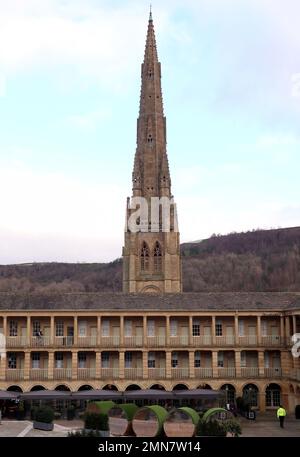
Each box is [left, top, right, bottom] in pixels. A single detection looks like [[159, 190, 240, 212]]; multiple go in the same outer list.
[[123, 12, 182, 294], [132, 11, 171, 198]]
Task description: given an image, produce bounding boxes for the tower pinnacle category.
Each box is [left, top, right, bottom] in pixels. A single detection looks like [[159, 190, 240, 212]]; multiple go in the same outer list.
[[123, 13, 182, 294]]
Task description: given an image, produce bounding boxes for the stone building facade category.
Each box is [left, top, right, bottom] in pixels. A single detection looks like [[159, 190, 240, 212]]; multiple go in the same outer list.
[[0, 13, 299, 413]]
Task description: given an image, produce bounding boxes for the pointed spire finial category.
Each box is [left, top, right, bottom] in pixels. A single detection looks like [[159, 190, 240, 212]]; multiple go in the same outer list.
[[149, 4, 152, 21]]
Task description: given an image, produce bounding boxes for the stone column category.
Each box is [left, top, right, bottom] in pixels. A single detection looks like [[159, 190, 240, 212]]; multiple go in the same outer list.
[[292, 315, 297, 335], [280, 316, 285, 344], [234, 315, 239, 345], [212, 351, 218, 378], [212, 316, 216, 345], [72, 351, 78, 380], [119, 351, 125, 379], [27, 316, 31, 347], [166, 351, 172, 379], [48, 351, 54, 380], [257, 316, 261, 345], [285, 316, 291, 339], [73, 316, 78, 346], [258, 350, 265, 377], [3, 315, 7, 337], [280, 350, 290, 378], [24, 351, 30, 381], [142, 351, 148, 380], [166, 316, 170, 348], [50, 316, 55, 346], [97, 316, 101, 346], [96, 352, 101, 380], [259, 389, 265, 412], [189, 351, 195, 379], [235, 350, 241, 378], [189, 316, 193, 346], [143, 316, 147, 348], [120, 316, 124, 347]]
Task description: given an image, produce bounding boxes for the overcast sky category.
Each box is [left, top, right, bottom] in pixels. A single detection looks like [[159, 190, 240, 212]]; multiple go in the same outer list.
[[0, 0, 299, 264]]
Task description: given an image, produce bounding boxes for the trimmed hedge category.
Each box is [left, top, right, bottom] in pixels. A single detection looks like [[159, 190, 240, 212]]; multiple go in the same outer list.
[[35, 406, 54, 424], [84, 412, 109, 431]]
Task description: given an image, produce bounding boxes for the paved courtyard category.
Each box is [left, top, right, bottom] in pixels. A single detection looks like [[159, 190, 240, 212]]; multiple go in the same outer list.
[[0, 420, 83, 437], [0, 416, 299, 437]]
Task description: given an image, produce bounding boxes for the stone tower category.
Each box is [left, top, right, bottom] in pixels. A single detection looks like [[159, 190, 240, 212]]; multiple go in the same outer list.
[[122, 12, 182, 293]]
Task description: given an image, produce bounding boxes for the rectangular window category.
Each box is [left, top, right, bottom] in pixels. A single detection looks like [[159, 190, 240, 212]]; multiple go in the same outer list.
[[101, 352, 110, 368], [262, 320, 267, 337], [241, 351, 246, 367], [9, 320, 18, 337], [125, 320, 132, 337], [78, 352, 86, 368], [125, 352, 132, 368], [55, 352, 63, 368], [170, 319, 178, 337], [215, 322, 223, 336], [171, 352, 178, 368], [264, 352, 270, 368], [147, 319, 155, 337], [102, 319, 110, 337], [32, 321, 41, 337], [192, 319, 200, 337], [217, 351, 224, 367], [78, 321, 87, 337], [8, 353, 17, 369], [238, 320, 244, 337], [148, 352, 155, 368], [32, 352, 40, 369], [194, 351, 201, 368], [55, 321, 64, 337]]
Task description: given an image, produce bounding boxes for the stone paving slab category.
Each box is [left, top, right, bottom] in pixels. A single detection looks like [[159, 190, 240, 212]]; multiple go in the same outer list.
[[0, 421, 32, 437], [240, 418, 300, 437]]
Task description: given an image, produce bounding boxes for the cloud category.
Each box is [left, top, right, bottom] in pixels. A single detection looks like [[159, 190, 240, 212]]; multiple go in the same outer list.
[[66, 108, 112, 130], [0, 160, 126, 263], [0, 0, 172, 91]]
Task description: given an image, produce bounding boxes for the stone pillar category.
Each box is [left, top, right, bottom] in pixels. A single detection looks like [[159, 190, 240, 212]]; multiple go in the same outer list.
[[72, 351, 78, 380], [189, 351, 195, 378], [281, 351, 290, 378], [285, 316, 291, 339], [97, 316, 101, 346], [166, 316, 170, 348], [166, 351, 172, 379], [292, 315, 297, 335], [0, 353, 5, 381], [212, 316, 216, 345], [120, 316, 124, 347], [48, 352, 54, 380], [235, 350, 241, 378], [96, 352, 101, 379], [119, 351, 125, 379], [257, 316, 261, 345], [189, 316, 193, 346], [73, 316, 78, 346], [24, 351, 30, 381], [143, 316, 147, 348], [280, 316, 285, 344], [27, 316, 31, 346], [234, 315, 239, 345], [50, 316, 55, 346], [259, 389, 265, 412], [258, 351, 265, 377], [212, 351, 218, 378], [3, 315, 7, 337], [142, 351, 148, 380]]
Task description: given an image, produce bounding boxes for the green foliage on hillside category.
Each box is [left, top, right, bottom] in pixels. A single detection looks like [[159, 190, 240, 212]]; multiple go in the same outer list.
[[0, 227, 299, 292]]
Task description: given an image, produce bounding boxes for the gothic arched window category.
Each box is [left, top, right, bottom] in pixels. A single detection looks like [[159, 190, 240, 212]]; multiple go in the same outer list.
[[141, 242, 150, 271], [153, 241, 162, 272]]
